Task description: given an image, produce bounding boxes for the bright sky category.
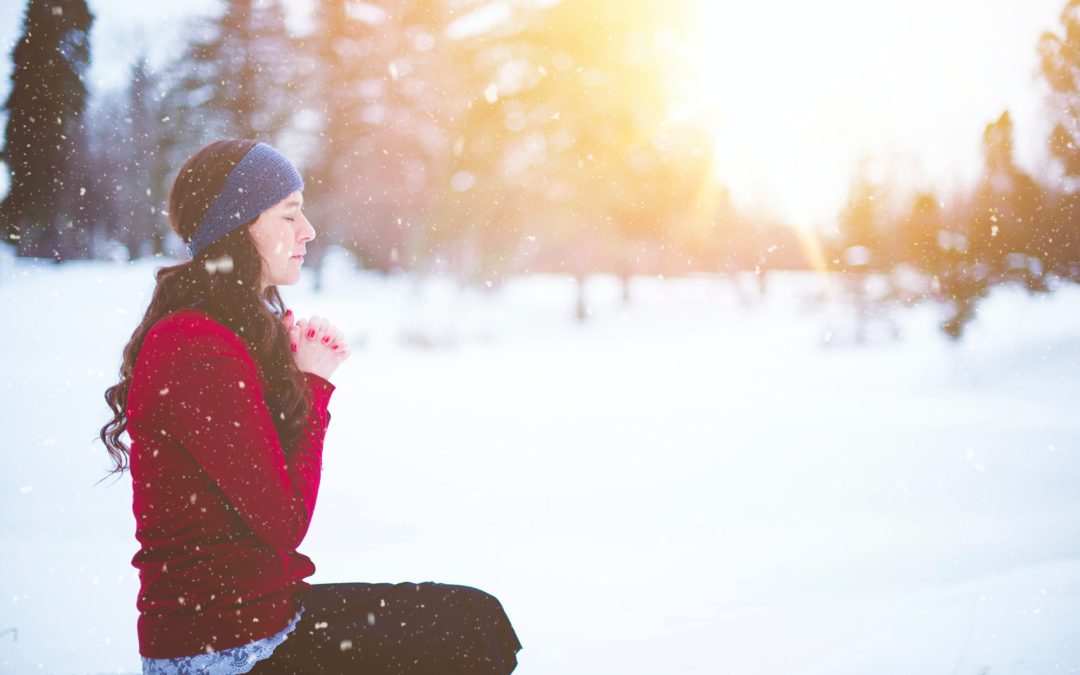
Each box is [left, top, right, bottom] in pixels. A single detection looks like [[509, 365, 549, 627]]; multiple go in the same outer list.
[[683, 0, 1067, 228], [0, 0, 1070, 229]]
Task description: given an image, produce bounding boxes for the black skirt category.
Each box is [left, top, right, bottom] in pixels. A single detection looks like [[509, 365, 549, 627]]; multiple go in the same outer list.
[[248, 581, 523, 674]]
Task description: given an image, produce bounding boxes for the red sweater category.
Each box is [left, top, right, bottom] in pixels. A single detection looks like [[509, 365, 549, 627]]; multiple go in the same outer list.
[[125, 307, 335, 658]]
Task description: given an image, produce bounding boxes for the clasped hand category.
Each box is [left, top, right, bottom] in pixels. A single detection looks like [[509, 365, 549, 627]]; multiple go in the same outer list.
[[282, 310, 349, 381]]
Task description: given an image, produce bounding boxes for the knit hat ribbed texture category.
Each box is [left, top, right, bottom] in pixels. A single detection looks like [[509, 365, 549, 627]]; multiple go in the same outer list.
[[187, 143, 304, 259]]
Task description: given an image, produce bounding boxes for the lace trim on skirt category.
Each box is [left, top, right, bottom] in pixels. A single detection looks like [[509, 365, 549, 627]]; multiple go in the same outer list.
[[141, 605, 304, 675]]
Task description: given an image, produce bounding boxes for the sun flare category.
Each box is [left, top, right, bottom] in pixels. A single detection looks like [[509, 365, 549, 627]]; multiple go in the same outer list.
[[680, 0, 876, 232], [674, 0, 1016, 234]]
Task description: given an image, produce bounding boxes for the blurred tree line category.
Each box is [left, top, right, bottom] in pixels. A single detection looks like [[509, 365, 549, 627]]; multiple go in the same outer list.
[[2, 0, 1080, 338]]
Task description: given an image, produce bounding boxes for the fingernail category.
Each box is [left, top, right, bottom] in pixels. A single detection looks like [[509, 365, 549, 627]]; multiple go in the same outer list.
[[322, 336, 330, 343], [307, 329, 315, 338], [284, 309, 292, 317], [291, 343, 297, 352], [332, 345, 339, 351]]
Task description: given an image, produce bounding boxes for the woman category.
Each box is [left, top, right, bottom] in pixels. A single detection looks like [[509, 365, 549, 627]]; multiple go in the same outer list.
[[99, 139, 523, 674]]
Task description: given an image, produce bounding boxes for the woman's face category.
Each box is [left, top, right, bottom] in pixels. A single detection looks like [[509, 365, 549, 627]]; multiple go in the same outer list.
[[249, 190, 314, 290]]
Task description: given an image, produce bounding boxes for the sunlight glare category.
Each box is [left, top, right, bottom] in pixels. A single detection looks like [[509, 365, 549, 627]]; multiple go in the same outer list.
[[678, 0, 1048, 232]]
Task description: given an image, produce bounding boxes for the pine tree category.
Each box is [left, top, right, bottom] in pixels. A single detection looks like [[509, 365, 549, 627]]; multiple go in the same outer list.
[[86, 56, 171, 259], [1, 0, 94, 260], [967, 111, 1046, 284], [833, 161, 889, 343], [303, 0, 381, 273], [1039, 0, 1080, 179], [1037, 0, 1080, 279], [933, 111, 1047, 340], [900, 192, 944, 278], [127, 58, 173, 257], [836, 160, 886, 273], [305, 0, 450, 275], [161, 0, 299, 154], [438, 0, 700, 293]]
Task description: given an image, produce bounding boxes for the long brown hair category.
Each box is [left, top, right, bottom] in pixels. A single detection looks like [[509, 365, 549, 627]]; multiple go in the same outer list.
[[98, 139, 312, 481]]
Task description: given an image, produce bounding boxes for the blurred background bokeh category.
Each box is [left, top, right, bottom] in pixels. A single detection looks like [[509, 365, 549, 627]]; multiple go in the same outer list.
[[3, 0, 1079, 340]]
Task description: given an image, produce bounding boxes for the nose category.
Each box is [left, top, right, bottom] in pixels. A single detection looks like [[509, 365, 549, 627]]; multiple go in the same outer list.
[[299, 213, 315, 243]]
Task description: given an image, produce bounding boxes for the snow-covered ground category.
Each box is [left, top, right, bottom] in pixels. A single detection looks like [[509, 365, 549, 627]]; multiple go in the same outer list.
[[2, 250, 1079, 674]]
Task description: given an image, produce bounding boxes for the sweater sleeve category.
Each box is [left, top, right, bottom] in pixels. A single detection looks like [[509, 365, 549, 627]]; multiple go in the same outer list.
[[162, 326, 335, 551]]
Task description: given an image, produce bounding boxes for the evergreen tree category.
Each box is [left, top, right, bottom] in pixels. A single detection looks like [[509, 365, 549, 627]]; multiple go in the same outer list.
[[86, 57, 171, 259], [438, 0, 701, 297], [901, 192, 944, 278], [1, 0, 93, 260], [304, 0, 450, 276], [303, 0, 370, 271], [967, 111, 1047, 286], [1039, 0, 1080, 179], [127, 58, 174, 257], [931, 110, 1047, 340], [84, 87, 128, 256], [1037, 1, 1080, 279], [833, 161, 889, 344], [835, 159, 886, 273], [1049, 190, 1080, 281], [894, 190, 985, 339], [162, 0, 299, 155]]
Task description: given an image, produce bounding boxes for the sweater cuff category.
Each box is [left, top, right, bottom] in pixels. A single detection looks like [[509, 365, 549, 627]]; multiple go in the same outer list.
[[303, 371, 336, 395], [303, 371, 335, 420]]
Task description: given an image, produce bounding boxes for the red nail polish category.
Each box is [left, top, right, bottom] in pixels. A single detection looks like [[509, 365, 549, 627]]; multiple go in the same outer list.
[[284, 309, 292, 317], [332, 345, 339, 351], [291, 343, 297, 352], [322, 336, 330, 343], [307, 329, 315, 338]]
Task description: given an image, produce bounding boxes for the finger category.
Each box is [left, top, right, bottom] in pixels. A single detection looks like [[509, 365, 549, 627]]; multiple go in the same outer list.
[[324, 326, 344, 351], [320, 326, 341, 347], [282, 308, 295, 329], [288, 323, 301, 352], [304, 315, 324, 342]]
